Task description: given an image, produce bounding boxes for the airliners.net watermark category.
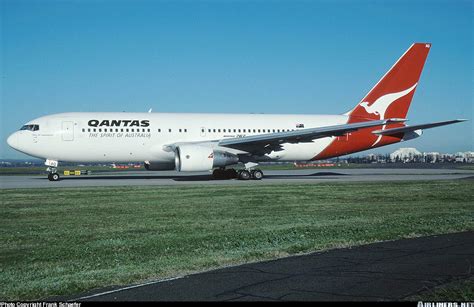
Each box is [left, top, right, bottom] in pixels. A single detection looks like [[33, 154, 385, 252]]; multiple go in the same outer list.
[[418, 303, 473, 307]]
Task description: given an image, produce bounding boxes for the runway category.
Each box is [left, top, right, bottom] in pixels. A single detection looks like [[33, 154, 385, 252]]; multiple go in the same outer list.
[[1, 168, 473, 189], [62, 231, 474, 301]]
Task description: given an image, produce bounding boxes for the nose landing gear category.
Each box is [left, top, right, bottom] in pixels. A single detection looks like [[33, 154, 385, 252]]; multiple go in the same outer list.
[[45, 159, 60, 181], [47, 171, 60, 181]]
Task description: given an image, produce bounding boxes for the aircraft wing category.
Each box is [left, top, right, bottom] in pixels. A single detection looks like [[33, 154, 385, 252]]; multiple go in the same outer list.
[[218, 118, 404, 155], [372, 119, 467, 136]]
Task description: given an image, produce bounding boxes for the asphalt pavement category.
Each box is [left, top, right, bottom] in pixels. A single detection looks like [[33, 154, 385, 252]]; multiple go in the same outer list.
[[2, 168, 473, 189], [64, 231, 474, 301]]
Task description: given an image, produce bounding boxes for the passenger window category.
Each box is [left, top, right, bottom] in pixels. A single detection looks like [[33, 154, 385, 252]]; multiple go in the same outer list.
[[169, 129, 172, 132]]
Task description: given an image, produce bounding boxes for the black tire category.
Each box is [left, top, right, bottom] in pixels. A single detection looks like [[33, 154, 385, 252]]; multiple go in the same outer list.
[[238, 169, 251, 180], [212, 169, 225, 180], [251, 169, 264, 180], [225, 168, 238, 179], [50, 173, 60, 181]]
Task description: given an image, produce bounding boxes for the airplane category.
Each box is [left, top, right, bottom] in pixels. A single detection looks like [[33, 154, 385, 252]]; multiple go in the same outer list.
[[6, 43, 467, 181]]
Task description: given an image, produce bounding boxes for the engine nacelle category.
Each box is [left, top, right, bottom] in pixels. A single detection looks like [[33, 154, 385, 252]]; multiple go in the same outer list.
[[144, 161, 176, 171], [175, 144, 239, 172]]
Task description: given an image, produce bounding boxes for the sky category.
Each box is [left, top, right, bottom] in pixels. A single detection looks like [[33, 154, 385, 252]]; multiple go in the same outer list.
[[1, 0, 472, 159]]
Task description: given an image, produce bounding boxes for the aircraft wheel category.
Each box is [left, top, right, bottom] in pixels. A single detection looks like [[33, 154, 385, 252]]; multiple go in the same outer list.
[[238, 169, 251, 180], [225, 168, 238, 179], [212, 169, 225, 180], [48, 173, 60, 181], [251, 169, 264, 180]]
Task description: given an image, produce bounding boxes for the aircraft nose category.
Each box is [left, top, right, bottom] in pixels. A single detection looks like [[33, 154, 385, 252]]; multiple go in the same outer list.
[[7, 132, 19, 150]]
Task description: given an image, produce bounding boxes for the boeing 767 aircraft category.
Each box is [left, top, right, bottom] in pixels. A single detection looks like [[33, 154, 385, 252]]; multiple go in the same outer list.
[[7, 43, 466, 181]]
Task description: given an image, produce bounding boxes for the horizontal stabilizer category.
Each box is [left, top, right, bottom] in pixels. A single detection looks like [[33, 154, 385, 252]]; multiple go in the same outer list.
[[372, 119, 467, 136]]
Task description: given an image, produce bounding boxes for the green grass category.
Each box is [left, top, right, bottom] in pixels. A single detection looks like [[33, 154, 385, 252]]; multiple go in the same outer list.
[[1, 180, 473, 300], [408, 278, 474, 301], [456, 165, 474, 170]]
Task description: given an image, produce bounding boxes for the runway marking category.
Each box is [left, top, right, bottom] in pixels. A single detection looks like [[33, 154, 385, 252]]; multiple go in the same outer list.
[[71, 275, 185, 301], [68, 235, 424, 301], [69, 232, 474, 301]]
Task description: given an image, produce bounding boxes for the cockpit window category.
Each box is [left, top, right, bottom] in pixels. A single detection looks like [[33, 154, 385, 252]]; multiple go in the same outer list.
[[20, 124, 39, 131]]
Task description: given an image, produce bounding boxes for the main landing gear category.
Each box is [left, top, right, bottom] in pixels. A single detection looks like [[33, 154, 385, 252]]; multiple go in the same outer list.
[[212, 168, 264, 180]]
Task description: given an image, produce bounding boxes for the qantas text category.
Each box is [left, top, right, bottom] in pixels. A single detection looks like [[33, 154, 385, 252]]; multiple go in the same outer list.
[[88, 120, 150, 127]]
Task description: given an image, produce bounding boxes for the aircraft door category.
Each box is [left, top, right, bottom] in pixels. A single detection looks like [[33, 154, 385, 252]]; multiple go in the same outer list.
[[200, 127, 206, 137], [62, 121, 74, 141]]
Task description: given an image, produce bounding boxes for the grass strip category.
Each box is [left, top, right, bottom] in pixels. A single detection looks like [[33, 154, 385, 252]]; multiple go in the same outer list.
[[1, 180, 473, 300]]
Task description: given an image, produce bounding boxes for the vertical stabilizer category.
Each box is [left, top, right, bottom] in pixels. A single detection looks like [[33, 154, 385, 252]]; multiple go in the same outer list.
[[347, 43, 431, 122]]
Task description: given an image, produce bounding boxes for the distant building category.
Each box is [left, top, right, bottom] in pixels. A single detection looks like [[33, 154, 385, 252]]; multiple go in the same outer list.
[[454, 151, 474, 163], [346, 148, 473, 164], [390, 148, 422, 162], [423, 152, 440, 163], [466, 152, 474, 163]]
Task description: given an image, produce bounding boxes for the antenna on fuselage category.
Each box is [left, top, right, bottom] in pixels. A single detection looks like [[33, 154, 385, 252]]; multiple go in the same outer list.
[[148, 108, 153, 113]]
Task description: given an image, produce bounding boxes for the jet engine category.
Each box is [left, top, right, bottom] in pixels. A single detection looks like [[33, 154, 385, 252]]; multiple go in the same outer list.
[[144, 161, 176, 171], [175, 144, 239, 172]]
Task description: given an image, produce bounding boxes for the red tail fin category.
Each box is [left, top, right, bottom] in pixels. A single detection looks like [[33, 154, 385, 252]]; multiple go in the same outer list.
[[313, 43, 432, 160], [347, 43, 431, 123]]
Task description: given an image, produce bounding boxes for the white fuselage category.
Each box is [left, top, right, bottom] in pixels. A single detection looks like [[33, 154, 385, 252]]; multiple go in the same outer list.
[[7, 112, 348, 163]]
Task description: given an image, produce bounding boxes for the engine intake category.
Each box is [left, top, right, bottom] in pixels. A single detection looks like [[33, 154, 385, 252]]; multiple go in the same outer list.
[[175, 144, 239, 172]]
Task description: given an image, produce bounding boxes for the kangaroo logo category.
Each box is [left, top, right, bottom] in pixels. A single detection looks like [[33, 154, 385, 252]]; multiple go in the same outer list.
[[359, 83, 417, 146], [359, 83, 417, 120]]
